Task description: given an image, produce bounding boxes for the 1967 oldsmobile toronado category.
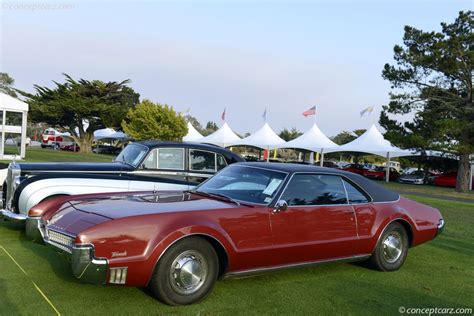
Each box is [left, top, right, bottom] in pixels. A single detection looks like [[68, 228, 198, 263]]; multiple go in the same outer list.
[[26, 162, 444, 305]]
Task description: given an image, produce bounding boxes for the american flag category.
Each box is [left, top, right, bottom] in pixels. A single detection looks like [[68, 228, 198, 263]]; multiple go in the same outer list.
[[302, 106, 316, 117], [221, 108, 226, 121]]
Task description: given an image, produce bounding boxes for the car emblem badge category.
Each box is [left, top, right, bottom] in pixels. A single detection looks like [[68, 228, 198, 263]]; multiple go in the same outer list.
[[111, 251, 127, 258]]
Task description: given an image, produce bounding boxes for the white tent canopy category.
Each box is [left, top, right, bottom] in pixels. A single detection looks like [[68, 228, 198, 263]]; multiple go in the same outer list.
[[94, 128, 129, 140], [94, 128, 116, 139], [183, 122, 203, 142], [274, 123, 339, 152], [230, 122, 285, 150], [197, 122, 240, 147], [0, 92, 28, 112], [0, 92, 28, 159], [330, 124, 415, 182], [331, 124, 414, 158]]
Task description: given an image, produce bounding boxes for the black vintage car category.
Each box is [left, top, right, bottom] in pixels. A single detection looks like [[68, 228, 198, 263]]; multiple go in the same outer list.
[[0, 141, 244, 221]]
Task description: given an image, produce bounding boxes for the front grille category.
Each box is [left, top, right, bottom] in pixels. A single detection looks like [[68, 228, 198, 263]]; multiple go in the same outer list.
[[47, 229, 75, 253]]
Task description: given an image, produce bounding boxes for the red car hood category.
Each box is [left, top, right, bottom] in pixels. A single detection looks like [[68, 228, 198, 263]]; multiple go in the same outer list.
[[70, 192, 236, 219]]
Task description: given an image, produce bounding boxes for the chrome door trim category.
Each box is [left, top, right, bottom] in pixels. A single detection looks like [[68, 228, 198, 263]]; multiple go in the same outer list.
[[223, 254, 371, 279]]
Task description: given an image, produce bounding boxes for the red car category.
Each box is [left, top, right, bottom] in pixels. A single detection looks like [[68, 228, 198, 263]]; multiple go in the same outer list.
[[434, 171, 474, 188], [41, 128, 65, 148], [362, 167, 400, 181], [26, 163, 444, 305], [339, 163, 366, 175]]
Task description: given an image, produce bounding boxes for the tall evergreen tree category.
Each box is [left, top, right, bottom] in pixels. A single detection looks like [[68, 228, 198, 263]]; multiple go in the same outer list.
[[380, 11, 473, 192]]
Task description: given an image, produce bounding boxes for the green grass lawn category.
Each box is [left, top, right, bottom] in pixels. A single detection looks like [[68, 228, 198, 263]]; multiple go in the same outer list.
[[0, 195, 473, 315], [382, 181, 474, 201], [0, 146, 114, 164]]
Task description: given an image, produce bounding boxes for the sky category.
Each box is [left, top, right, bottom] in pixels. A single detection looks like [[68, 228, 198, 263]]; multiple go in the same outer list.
[[0, 0, 470, 137]]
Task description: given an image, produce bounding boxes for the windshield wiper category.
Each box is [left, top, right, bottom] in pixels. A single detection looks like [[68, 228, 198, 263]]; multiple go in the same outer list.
[[187, 190, 240, 206]]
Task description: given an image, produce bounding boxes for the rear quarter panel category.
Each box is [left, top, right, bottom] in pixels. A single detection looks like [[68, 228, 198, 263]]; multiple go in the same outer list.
[[353, 197, 441, 255]]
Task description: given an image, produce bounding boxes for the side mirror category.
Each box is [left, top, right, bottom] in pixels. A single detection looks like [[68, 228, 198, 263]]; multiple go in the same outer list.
[[273, 200, 288, 213]]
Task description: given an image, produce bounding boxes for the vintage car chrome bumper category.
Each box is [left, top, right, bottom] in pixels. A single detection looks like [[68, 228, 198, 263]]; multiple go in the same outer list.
[[70, 244, 108, 284], [436, 219, 445, 236], [0, 209, 27, 221], [29, 217, 108, 284]]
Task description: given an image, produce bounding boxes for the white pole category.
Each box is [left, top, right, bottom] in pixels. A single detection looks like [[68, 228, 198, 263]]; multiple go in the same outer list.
[[320, 149, 324, 167], [385, 152, 390, 183], [1, 110, 5, 159], [470, 163, 473, 191], [266, 147, 270, 162], [20, 111, 27, 158]]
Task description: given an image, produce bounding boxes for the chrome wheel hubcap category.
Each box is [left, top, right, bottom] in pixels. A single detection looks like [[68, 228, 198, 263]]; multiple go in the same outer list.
[[170, 250, 207, 295], [383, 233, 403, 263]]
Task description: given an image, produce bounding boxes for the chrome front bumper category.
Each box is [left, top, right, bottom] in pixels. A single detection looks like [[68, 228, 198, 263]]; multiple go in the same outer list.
[[70, 245, 108, 284], [0, 209, 27, 221], [436, 219, 445, 236], [29, 216, 108, 284]]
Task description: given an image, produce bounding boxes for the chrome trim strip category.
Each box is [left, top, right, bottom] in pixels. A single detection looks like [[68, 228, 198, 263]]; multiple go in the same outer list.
[[0, 209, 27, 221], [25, 170, 122, 174], [223, 254, 371, 278], [130, 170, 213, 178]]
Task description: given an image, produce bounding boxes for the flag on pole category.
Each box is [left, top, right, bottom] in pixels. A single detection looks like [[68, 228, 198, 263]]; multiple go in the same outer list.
[[262, 108, 267, 122], [221, 108, 226, 121], [302, 106, 316, 117], [360, 106, 375, 117], [180, 108, 191, 116]]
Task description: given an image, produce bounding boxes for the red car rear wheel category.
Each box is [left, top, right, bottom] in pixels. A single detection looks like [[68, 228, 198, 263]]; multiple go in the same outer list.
[[369, 222, 408, 271]]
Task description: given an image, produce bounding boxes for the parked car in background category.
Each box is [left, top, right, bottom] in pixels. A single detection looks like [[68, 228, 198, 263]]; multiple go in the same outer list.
[[434, 171, 458, 187], [27, 163, 444, 305], [339, 163, 366, 175], [0, 141, 244, 221], [362, 167, 400, 181], [60, 143, 80, 152], [92, 145, 123, 155], [398, 170, 434, 185], [315, 161, 339, 168], [41, 128, 67, 149], [433, 171, 474, 188]]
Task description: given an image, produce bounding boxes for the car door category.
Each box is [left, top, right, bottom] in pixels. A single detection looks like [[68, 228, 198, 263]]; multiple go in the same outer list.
[[269, 173, 358, 265], [341, 178, 375, 255], [129, 147, 191, 191]]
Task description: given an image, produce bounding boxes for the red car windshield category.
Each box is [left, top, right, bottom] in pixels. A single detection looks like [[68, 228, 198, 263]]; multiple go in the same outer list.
[[196, 165, 288, 205]]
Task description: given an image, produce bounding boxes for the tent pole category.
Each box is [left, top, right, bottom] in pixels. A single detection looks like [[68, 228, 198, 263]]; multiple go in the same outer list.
[[266, 147, 270, 162], [470, 163, 473, 191], [385, 152, 390, 183], [320, 149, 324, 167]]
